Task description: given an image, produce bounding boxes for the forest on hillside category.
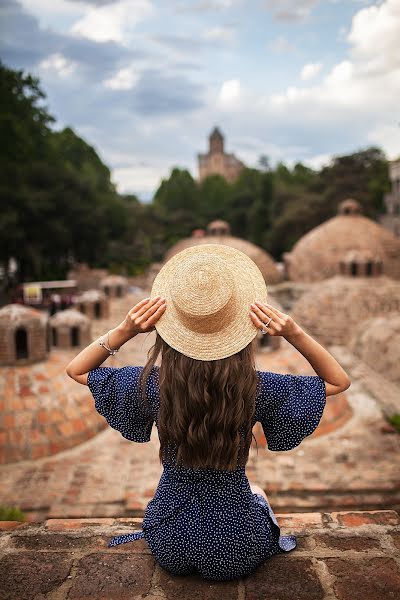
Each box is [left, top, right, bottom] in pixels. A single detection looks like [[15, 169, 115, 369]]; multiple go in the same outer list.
[[0, 60, 391, 285]]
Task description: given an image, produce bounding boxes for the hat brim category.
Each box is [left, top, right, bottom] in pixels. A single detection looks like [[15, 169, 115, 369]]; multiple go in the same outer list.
[[150, 243, 268, 361]]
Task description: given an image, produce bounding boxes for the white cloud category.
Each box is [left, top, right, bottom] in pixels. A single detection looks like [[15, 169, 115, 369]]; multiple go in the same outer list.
[[202, 26, 236, 43], [112, 163, 170, 196], [217, 79, 242, 109], [39, 53, 76, 78], [103, 66, 139, 90], [302, 153, 333, 170], [71, 0, 154, 44], [269, 35, 296, 53], [300, 62, 323, 81], [367, 124, 400, 160], [269, 0, 400, 117], [264, 0, 319, 22]]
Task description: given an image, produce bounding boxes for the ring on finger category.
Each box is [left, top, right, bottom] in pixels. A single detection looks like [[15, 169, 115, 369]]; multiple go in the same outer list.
[[259, 316, 272, 334]]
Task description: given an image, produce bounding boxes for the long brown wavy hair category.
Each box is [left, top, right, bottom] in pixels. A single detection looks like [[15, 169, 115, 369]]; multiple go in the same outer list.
[[138, 332, 261, 471]]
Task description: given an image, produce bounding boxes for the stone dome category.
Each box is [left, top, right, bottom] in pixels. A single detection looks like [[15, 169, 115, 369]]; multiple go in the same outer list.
[[290, 275, 400, 346], [207, 220, 231, 236], [285, 199, 400, 282], [49, 309, 91, 349], [100, 274, 128, 298], [163, 222, 282, 285], [76, 289, 109, 320], [0, 351, 119, 463], [349, 315, 400, 385], [0, 304, 49, 366]]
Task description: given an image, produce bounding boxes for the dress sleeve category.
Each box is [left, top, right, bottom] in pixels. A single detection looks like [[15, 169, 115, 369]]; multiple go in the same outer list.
[[87, 366, 154, 442], [255, 370, 327, 451]]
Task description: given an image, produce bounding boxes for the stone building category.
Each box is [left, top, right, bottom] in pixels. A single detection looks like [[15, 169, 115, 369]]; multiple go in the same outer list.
[[349, 315, 400, 385], [198, 127, 245, 183], [75, 289, 110, 320], [380, 157, 400, 238], [284, 199, 400, 282], [0, 304, 49, 366], [49, 309, 91, 349], [67, 263, 108, 292], [157, 219, 282, 286], [290, 275, 400, 346], [100, 275, 128, 299]]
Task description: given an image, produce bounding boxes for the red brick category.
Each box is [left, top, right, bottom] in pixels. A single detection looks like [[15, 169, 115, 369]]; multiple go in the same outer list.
[[45, 518, 115, 530], [332, 511, 400, 527], [325, 557, 400, 600], [69, 553, 155, 600], [245, 557, 324, 600], [314, 534, 381, 551], [276, 512, 324, 529], [0, 551, 73, 599], [0, 521, 26, 531]]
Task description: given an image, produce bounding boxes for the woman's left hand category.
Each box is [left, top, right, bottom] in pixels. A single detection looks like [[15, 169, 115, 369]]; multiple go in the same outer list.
[[118, 296, 167, 337]]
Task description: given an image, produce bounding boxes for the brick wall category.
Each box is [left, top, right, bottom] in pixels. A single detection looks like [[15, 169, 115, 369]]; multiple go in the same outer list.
[[1, 510, 399, 599]]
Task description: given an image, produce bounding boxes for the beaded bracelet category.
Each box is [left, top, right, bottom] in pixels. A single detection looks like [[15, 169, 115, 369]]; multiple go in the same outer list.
[[99, 330, 120, 356]]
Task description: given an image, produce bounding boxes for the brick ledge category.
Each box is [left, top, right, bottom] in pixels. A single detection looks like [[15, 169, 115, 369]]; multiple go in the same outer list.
[[1, 510, 399, 599]]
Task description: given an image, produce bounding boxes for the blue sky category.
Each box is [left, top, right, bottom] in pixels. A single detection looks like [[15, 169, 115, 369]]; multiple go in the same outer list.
[[1, 0, 399, 201]]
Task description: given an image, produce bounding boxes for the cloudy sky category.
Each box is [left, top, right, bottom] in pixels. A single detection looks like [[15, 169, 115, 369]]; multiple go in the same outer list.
[[1, 0, 399, 201]]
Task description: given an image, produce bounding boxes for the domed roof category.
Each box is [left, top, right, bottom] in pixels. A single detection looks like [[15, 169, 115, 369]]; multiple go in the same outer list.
[[164, 228, 282, 285], [78, 289, 106, 302], [0, 352, 117, 463], [0, 303, 47, 326], [207, 220, 231, 235], [100, 274, 128, 286], [49, 308, 90, 326], [290, 275, 400, 346], [285, 199, 400, 282], [349, 315, 400, 385]]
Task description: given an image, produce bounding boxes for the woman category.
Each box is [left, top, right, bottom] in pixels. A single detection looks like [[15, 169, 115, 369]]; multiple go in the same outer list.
[[66, 244, 351, 581]]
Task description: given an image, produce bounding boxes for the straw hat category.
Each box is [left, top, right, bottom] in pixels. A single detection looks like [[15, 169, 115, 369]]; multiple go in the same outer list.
[[150, 243, 268, 361]]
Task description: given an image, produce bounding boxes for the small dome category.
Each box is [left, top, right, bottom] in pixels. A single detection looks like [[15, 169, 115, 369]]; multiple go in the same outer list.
[[349, 315, 400, 385], [207, 220, 231, 236], [78, 289, 106, 302], [338, 198, 362, 215], [290, 275, 400, 346], [0, 304, 48, 366], [76, 289, 109, 319], [0, 303, 47, 326], [49, 308, 90, 326], [164, 232, 282, 285], [100, 275, 128, 286], [285, 199, 400, 282]]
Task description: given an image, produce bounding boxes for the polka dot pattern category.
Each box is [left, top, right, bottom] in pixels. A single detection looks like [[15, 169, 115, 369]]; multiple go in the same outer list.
[[87, 365, 327, 581]]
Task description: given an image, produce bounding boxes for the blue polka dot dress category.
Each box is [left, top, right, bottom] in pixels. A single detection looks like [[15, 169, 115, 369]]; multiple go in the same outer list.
[[87, 365, 326, 581]]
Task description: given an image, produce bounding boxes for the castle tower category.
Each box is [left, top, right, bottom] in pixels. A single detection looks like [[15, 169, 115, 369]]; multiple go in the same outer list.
[[197, 127, 245, 183], [209, 127, 224, 154]]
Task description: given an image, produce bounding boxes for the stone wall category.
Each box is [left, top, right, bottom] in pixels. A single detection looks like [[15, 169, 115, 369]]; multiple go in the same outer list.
[[1, 510, 399, 599]]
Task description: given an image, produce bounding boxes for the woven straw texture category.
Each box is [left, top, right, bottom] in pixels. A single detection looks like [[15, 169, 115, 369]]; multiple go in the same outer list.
[[151, 243, 268, 361]]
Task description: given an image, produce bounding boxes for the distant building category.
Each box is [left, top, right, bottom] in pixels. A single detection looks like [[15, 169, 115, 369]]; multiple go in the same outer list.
[[380, 157, 400, 238], [197, 127, 245, 183]]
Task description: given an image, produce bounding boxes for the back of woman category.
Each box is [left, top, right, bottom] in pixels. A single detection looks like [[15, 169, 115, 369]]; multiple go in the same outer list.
[[67, 244, 351, 581]]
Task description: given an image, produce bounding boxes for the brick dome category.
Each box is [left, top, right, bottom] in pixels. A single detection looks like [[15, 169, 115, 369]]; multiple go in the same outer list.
[[290, 275, 400, 346], [0, 352, 119, 464], [0, 304, 49, 366], [349, 315, 400, 385], [285, 199, 400, 282], [162, 222, 282, 285], [100, 275, 128, 298], [75, 289, 110, 320], [49, 308, 91, 349]]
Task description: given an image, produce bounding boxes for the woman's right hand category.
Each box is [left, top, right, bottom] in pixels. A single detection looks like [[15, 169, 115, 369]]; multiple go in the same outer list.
[[249, 301, 301, 337]]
